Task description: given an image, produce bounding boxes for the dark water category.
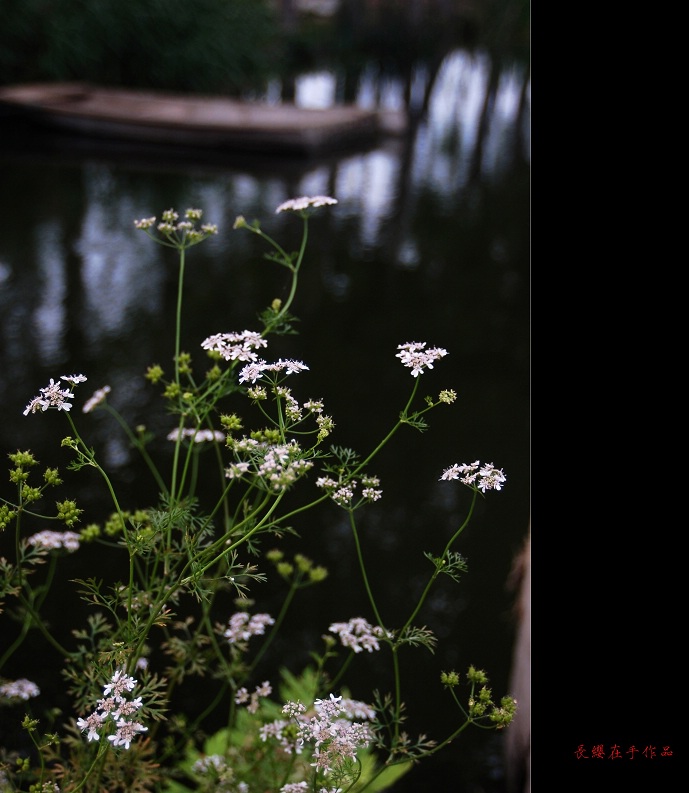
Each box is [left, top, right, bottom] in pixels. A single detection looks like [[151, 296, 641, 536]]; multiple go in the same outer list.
[[0, 49, 530, 792]]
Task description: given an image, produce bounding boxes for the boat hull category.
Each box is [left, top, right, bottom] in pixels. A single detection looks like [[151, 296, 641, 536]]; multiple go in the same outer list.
[[0, 82, 402, 156]]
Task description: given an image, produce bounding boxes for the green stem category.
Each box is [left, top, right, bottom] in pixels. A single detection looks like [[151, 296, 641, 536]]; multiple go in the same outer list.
[[179, 490, 283, 585], [175, 247, 186, 388], [349, 378, 421, 480], [0, 553, 59, 669], [71, 743, 110, 793], [276, 217, 309, 324], [243, 214, 309, 331], [248, 578, 300, 675], [103, 404, 168, 495], [349, 513, 385, 629], [65, 412, 135, 628], [397, 490, 478, 639], [18, 593, 71, 658], [169, 244, 187, 502]]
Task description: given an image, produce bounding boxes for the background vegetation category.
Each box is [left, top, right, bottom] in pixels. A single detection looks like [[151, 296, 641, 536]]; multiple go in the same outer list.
[[0, 0, 529, 96]]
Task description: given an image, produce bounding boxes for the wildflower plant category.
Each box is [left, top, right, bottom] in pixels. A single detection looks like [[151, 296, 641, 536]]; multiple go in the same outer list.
[[0, 198, 516, 792]]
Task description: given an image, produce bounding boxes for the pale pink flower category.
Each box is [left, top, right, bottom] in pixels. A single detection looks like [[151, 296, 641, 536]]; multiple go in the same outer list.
[[275, 195, 338, 213]]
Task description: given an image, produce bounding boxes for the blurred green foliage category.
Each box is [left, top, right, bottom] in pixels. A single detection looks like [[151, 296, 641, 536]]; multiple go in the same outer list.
[[0, 1, 528, 96], [0, 0, 282, 94]]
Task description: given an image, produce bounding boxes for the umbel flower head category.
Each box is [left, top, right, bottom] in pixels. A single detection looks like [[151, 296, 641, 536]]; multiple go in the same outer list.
[[201, 329, 268, 362], [82, 384, 111, 414], [76, 669, 147, 750], [23, 374, 87, 416], [133, 207, 218, 249], [283, 693, 374, 775], [0, 678, 40, 702], [396, 341, 448, 377], [329, 617, 393, 653], [440, 461, 507, 493], [27, 530, 80, 552], [275, 195, 338, 214]]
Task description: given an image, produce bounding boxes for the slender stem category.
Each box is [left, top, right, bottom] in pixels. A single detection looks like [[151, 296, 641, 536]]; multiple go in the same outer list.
[[70, 743, 110, 793], [175, 247, 186, 389], [103, 404, 168, 495], [397, 490, 478, 638], [64, 412, 135, 627], [349, 513, 385, 629], [169, 244, 187, 502], [348, 378, 421, 481], [248, 578, 300, 674]]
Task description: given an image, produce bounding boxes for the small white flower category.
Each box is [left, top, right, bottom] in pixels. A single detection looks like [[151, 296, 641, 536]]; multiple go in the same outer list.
[[103, 669, 137, 700], [235, 687, 250, 704], [477, 462, 507, 492], [76, 711, 104, 742], [224, 612, 275, 643], [0, 678, 40, 700], [271, 358, 309, 375], [27, 530, 80, 552], [239, 361, 268, 384], [275, 195, 338, 214], [201, 329, 267, 361], [395, 341, 448, 377], [107, 718, 148, 749], [112, 697, 143, 719], [23, 376, 82, 415], [282, 700, 306, 718], [167, 427, 225, 443], [77, 669, 147, 751], [225, 461, 251, 479], [329, 618, 392, 653], [82, 385, 111, 413], [440, 461, 506, 492]]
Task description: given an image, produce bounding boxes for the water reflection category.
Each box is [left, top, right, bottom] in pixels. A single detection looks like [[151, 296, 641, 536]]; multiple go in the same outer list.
[[0, 45, 529, 793], [34, 221, 68, 362], [1, 47, 530, 376], [76, 168, 166, 343]]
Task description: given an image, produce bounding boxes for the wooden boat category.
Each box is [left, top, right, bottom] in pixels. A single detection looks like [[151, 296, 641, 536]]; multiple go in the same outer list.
[[0, 82, 406, 157]]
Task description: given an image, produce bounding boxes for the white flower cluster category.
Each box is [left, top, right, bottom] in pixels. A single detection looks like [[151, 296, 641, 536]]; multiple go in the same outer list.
[[223, 612, 275, 644], [315, 475, 382, 506], [201, 329, 268, 362], [264, 694, 375, 784], [238, 358, 310, 385], [235, 680, 272, 714], [440, 460, 507, 492], [395, 341, 448, 377], [167, 427, 225, 443], [27, 530, 80, 552], [76, 669, 147, 750], [329, 617, 392, 653], [0, 678, 40, 701], [23, 374, 87, 416], [275, 195, 338, 214], [226, 438, 314, 491], [82, 384, 111, 414], [134, 207, 218, 240], [293, 693, 373, 775], [258, 716, 301, 755], [339, 697, 377, 721]]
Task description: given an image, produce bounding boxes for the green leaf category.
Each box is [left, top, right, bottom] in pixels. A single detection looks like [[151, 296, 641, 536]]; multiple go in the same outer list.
[[353, 751, 414, 791]]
